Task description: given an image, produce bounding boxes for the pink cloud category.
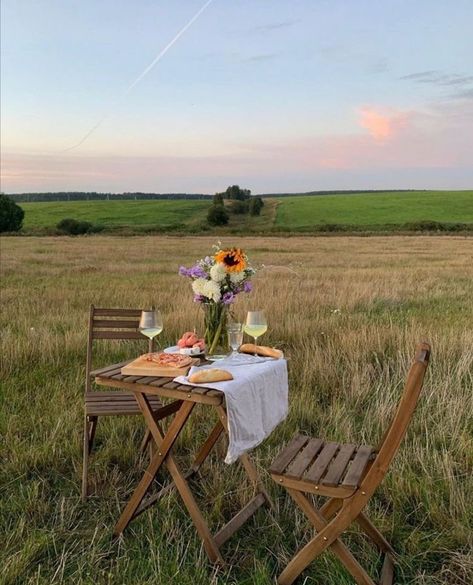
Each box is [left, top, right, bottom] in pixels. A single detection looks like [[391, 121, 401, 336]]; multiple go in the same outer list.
[[2, 102, 472, 192], [358, 107, 411, 140]]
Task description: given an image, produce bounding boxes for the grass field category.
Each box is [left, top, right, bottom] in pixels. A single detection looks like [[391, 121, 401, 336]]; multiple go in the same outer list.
[[20, 199, 210, 230], [1, 235, 472, 584], [274, 191, 473, 229], [17, 190, 473, 234]]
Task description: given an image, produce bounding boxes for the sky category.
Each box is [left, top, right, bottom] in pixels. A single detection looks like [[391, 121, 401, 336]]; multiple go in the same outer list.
[[1, 0, 473, 194]]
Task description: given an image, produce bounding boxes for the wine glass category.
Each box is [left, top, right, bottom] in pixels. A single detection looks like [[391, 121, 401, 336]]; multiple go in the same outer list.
[[244, 311, 267, 356], [139, 309, 163, 352], [227, 322, 243, 360]]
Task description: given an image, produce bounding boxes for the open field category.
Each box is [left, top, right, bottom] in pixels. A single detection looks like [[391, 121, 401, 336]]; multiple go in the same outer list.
[[20, 199, 211, 231], [274, 191, 473, 229], [17, 190, 473, 234], [1, 235, 472, 585]]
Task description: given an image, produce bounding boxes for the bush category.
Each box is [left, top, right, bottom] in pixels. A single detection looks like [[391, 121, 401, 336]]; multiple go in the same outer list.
[[0, 194, 25, 232], [207, 205, 229, 226], [404, 220, 470, 232], [230, 200, 249, 214], [249, 197, 264, 216], [56, 218, 93, 235]]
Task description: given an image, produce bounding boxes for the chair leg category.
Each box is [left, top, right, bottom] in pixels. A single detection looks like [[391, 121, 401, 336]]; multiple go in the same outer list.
[[356, 511, 396, 555], [140, 428, 152, 454], [88, 416, 98, 453], [279, 490, 375, 585], [82, 415, 98, 501], [82, 416, 90, 501]]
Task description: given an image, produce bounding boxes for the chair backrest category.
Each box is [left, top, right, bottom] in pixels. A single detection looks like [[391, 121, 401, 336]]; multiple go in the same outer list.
[[367, 342, 431, 486], [85, 305, 154, 392]]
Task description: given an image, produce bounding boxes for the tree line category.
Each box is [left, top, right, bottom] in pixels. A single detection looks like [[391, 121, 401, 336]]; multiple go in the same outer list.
[[6, 192, 212, 203]]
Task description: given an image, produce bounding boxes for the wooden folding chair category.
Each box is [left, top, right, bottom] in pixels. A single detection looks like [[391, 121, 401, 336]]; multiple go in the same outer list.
[[82, 305, 178, 500], [270, 342, 431, 585]]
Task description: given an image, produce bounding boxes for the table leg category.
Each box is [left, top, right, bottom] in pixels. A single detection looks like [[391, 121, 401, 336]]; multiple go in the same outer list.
[[215, 405, 273, 509], [115, 392, 223, 564], [114, 396, 194, 536]]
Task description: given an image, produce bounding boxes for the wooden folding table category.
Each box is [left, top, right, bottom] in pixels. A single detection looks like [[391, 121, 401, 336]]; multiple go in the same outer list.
[[94, 361, 273, 563]]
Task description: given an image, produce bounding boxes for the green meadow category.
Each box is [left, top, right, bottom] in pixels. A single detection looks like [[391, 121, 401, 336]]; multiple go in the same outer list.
[[20, 199, 210, 231], [274, 190, 473, 229], [16, 190, 473, 234]]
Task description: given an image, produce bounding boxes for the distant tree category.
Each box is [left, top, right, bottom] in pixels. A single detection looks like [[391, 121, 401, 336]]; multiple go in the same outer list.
[[249, 196, 264, 216], [207, 205, 229, 226], [230, 200, 249, 214], [0, 194, 24, 232], [56, 218, 93, 235], [219, 185, 251, 201], [213, 192, 224, 205]]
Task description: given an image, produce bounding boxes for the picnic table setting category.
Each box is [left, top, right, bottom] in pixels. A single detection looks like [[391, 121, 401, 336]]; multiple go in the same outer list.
[[83, 244, 431, 585]]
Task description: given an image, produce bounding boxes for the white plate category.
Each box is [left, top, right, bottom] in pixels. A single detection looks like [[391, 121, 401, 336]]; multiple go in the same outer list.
[[164, 345, 205, 356]]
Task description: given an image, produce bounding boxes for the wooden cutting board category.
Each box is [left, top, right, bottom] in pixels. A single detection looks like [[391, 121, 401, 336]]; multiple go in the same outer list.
[[121, 355, 200, 378]]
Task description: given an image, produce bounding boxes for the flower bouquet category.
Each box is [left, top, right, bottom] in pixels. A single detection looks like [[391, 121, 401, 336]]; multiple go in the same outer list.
[[179, 244, 255, 359]]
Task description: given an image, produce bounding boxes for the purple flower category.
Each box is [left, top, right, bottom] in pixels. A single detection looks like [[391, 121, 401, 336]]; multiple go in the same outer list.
[[222, 292, 236, 305], [190, 264, 207, 278], [179, 264, 207, 279], [193, 294, 205, 303], [243, 281, 252, 293]]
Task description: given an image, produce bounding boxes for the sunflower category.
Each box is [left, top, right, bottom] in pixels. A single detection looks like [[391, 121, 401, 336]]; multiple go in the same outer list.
[[214, 248, 247, 272]]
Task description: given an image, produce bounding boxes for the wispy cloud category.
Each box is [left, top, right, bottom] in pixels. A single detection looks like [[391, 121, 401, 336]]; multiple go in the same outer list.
[[400, 70, 473, 100], [242, 53, 278, 63], [400, 70, 473, 86], [250, 19, 299, 33]]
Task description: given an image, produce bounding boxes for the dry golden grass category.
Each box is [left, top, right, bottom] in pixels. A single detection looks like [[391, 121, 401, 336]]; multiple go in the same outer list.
[[1, 235, 472, 584]]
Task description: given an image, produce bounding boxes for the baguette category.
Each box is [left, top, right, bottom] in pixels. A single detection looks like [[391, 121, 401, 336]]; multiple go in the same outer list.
[[189, 369, 233, 384], [239, 344, 283, 359]]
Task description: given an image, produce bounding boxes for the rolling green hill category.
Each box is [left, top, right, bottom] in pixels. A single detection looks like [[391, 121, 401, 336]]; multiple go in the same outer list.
[[275, 190, 473, 228], [17, 190, 473, 234], [21, 199, 210, 230]]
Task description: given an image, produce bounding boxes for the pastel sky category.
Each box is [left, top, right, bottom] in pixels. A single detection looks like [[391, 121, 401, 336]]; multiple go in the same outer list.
[[1, 0, 473, 193]]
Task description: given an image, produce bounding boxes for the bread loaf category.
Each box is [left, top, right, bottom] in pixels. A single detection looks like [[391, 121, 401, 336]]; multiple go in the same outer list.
[[189, 369, 233, 384], [239, 344, 283, 359]]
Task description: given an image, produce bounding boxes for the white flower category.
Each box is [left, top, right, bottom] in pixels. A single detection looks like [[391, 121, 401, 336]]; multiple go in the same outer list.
[[202, 279, 221, 302], [192, 278, 207, 296], [230, 271, 245, 284], [192, 278, 221, 302], [210, 262, 226, 283]]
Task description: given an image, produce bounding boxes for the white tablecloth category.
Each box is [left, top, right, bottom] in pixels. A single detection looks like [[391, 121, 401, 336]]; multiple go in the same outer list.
[[174, 356, 288, 463]]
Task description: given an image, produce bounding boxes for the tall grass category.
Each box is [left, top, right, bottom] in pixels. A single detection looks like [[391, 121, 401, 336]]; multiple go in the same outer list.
[[1, 235, 472, 584]]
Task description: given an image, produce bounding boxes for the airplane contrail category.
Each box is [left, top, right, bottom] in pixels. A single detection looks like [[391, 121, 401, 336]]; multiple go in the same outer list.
[[63, 0, 216, 152]]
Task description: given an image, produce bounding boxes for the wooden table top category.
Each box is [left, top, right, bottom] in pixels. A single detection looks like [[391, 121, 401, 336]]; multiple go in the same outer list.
[[92, 360, 224, 405]]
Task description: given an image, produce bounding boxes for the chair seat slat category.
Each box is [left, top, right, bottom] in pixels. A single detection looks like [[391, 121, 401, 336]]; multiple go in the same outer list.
[[321, 444, 356, 486], [304, 442, 339, 483], [285, 438, 324, 480], [270, 435, 309, 475], [342, 446, 374, 487]]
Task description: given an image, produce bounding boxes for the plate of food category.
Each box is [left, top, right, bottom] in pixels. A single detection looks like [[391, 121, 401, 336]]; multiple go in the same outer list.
[[165, 331, 206, 356]]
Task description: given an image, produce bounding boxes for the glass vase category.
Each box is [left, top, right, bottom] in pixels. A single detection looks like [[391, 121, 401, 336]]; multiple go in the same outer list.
[[202, 303, 230, 360]]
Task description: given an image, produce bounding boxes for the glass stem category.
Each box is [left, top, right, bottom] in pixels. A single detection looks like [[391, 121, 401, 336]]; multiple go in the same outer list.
[[254, 336, 258, 356]]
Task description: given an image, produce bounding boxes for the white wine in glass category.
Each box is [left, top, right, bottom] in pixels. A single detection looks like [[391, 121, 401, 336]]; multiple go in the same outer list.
[[139, 309, 163, 349], [244, 311, 267, 356]]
